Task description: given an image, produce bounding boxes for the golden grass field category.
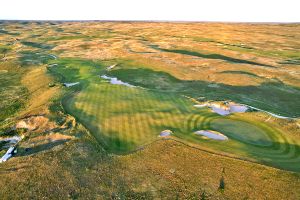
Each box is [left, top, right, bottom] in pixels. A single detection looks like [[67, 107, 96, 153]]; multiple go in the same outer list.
[[0, 21, 300, 199]]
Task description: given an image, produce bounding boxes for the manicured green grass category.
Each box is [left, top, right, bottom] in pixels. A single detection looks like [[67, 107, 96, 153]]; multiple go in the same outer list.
[[49, 58, 300, 171], [210, 118, 300, 171], [65, 84, 196, 153], [107, 66, 300, 117], [211, 119, 273, 146]]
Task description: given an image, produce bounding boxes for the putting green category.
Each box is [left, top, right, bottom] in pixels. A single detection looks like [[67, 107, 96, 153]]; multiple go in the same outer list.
[[211, 119, 274, 147]]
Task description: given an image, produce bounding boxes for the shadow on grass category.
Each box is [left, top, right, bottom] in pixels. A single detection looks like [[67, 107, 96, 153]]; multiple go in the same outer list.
[[0, 165, 31, 174], [17, 139, 70, 157], [21, 41, 54, 50], [108, 68, 300, 117], [149, 44, 276, 68], [0, 29, 20, 36], [217, 70, 263, 78], [18, 50, 56, 66], [278, 58, 300, 65]]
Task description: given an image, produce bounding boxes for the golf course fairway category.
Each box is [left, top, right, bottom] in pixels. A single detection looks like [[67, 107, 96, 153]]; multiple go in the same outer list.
[[48, 58, 300, 172]]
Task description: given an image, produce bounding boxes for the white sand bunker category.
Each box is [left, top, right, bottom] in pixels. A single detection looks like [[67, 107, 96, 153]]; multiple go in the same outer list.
[[48, 54, 57, 59], [63, 82, 80, 87], [194, 101, 296, 119], [101, 75, 135, 87], [0, 136, 22, 145], [0, 136, 23, 163], [0, 146, 17, 163], [48, 63, 58, 67], [159, 130, 173, 137], [194, 101, 248, 116], [106, 64, 117, 71], [195, 130, 228, 141]]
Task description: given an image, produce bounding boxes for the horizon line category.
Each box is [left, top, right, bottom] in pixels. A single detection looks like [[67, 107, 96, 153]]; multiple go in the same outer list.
[[0, 19, 299, 24]]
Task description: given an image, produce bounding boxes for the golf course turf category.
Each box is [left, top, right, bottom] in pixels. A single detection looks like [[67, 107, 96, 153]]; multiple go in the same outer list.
[[48, 57, 300, 172]]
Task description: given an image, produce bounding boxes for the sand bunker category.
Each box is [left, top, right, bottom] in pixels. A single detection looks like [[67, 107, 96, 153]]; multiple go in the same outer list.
[[194, 130, 228, 141], [211, 106, 231, 116], [208, 83, 220, 88], [194, 101, 248, 116], [229, 104, 248, 113], [159, 130, 173, 137], [0, 146, 17, 163], [106, 64, 117, 71], [48, 54, 57, 59], [194, 101, 297, 119], [0, 136, 22, 163], [0, 136, 22, 146], [63, 82, 80, 87], [48, 63, 58, 67], [101, 75, 135, 87]]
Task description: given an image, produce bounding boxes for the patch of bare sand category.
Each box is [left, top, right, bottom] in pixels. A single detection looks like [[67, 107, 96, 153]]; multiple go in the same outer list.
[[16, 115, 56, 132], [15, 114, 76, 135], [25, 133, 74, 146]]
